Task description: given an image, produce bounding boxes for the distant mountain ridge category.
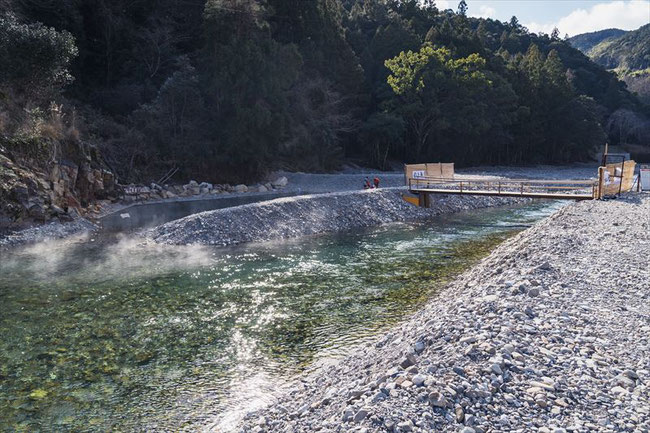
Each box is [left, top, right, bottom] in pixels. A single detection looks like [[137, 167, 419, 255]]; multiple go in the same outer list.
[[589, 24, 650, 72], [569, 25, 650, 104], [568, 28, 628, 54]]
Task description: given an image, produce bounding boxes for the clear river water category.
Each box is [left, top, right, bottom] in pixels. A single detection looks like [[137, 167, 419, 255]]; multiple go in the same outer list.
[[0, 201, 564, 432]]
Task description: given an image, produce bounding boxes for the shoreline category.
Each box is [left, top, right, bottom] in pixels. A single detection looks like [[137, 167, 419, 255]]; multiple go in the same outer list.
[[146, 189, 528, 246], [237, 194, 650, 432], [1, 164, 598, 249]]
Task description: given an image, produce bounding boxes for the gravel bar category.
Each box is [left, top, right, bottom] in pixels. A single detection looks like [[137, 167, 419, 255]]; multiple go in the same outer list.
[[239, 194, 650, 433], [147, 189, 525, 246], [0, 217, 97, 249]]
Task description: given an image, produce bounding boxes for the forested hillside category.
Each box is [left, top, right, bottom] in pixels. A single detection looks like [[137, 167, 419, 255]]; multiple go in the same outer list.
[[1, 0, 648, 187], [568, 28, 627, 54], [588, 24, 650, 72], [571, 24, 650, 106]]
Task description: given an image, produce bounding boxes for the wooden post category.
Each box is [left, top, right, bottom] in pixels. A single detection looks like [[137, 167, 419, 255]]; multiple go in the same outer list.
[[421, 192, 429, 208], [597, 166, 605, 199], [619, 159, 625, 195]]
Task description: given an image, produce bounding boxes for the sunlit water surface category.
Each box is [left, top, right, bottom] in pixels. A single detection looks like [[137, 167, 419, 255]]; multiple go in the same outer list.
[[0, 201, 565, 432]]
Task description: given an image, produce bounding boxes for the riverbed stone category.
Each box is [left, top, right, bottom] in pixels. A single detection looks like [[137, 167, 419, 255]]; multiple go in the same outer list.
[[271, 176, 288, 188], [412, 374, 426, 386], [353, 408, 369, 423], [399, 353, 417, 369], [210, 196, 650, 433]]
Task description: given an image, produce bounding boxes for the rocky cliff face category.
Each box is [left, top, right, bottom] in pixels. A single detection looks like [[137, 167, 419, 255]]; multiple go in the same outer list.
[[0, 147, 117, 228]]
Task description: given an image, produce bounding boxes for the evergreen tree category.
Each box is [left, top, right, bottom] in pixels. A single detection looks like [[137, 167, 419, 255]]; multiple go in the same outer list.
[[551, 27, 560, 40], [457, 0, 468, 16]]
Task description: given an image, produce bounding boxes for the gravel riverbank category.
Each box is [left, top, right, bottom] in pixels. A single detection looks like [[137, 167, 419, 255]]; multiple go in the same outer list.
[[147, 189, 525, 246], [0, 217, 97, 249], [1, 164, 596, 248], [238, 194, 650, 433]]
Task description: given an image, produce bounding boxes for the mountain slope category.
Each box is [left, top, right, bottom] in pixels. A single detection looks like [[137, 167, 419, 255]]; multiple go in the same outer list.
[[571, 25, 650, 104], [568, 28, 627, 53], [588, 24, 650, 72]]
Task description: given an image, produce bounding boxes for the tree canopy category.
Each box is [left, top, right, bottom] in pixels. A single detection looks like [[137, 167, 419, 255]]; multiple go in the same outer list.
[[1, 0, 648, 182]]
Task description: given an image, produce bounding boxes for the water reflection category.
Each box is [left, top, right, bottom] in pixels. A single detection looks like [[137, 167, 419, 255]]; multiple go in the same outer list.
[[0, 201, 565, 432]]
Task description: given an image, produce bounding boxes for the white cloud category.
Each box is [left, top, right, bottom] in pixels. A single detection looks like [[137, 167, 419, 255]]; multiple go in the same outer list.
[[435, 0, 454, 11], [470, 5, 496, 19], [435, 0, 494, 17], [525, 0, 650, 37]]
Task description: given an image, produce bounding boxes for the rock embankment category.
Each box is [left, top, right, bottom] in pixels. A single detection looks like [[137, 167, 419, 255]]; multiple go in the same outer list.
[[1, 148, 118, 227], [239, 195, 650, 433], [147, 189, 523, 246], [121, 176, 288, 203]]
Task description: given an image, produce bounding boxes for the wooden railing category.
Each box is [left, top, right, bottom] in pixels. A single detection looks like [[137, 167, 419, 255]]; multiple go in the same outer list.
[[408, 176, 598, 200]]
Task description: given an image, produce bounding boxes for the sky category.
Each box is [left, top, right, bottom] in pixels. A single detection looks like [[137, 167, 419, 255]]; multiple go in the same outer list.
[[434, 0, 650, 36]]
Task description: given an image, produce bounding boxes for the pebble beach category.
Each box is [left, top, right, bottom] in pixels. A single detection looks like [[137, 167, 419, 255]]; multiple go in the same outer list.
[[238, 194, 650, 433]]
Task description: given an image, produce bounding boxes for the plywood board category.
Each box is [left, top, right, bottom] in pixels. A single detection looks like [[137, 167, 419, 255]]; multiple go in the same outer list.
[[441, 163, 455, 178], [404, 164, 428, 185]]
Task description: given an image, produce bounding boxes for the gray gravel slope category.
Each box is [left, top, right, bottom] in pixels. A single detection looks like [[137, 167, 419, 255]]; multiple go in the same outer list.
[[147, 189, 524, 246], [238, 195, 650, 433]]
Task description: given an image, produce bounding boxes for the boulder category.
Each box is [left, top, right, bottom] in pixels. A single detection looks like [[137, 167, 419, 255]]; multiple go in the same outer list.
[[103, 171, 115, 193], [28, 203, 45, 218], [234, 184, 248, 193], [199, 182, 213, 190], [271, 176, 288, 188]]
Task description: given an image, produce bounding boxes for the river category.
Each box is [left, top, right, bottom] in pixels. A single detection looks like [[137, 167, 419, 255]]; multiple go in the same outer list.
[[0, 201, 564, 432]]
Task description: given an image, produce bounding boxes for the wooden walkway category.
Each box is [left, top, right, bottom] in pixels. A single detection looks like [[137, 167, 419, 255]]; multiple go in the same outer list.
[[409, 177, 597, 200]]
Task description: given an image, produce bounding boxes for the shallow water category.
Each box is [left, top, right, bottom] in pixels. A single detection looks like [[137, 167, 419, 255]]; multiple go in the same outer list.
[[0, 201, 565, 432]]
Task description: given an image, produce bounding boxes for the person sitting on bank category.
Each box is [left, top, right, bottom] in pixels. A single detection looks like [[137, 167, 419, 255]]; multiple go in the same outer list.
[[364, 177, 372, 189], [373, 177, 380, 188]]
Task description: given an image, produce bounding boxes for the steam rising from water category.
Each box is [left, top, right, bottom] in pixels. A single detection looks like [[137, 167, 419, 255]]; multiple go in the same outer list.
[[0, 201, 566, 432], [1, 233, 214, 284]]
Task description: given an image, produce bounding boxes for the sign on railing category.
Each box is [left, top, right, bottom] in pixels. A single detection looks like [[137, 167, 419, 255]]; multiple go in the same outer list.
[[404, 163, 454, 185], [640, 164, 650, 191]]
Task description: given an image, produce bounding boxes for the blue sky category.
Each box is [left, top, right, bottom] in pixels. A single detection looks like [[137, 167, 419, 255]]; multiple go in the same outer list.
[[435, 0, 650, 36]]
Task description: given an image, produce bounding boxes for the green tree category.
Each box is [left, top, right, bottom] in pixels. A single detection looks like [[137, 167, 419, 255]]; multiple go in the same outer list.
[[550, 27, 560, 40], [385, 44, 494, 161], [457, 0, 468, 16], [199, 0, 303, 180], [0, 14, 77, 97]]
